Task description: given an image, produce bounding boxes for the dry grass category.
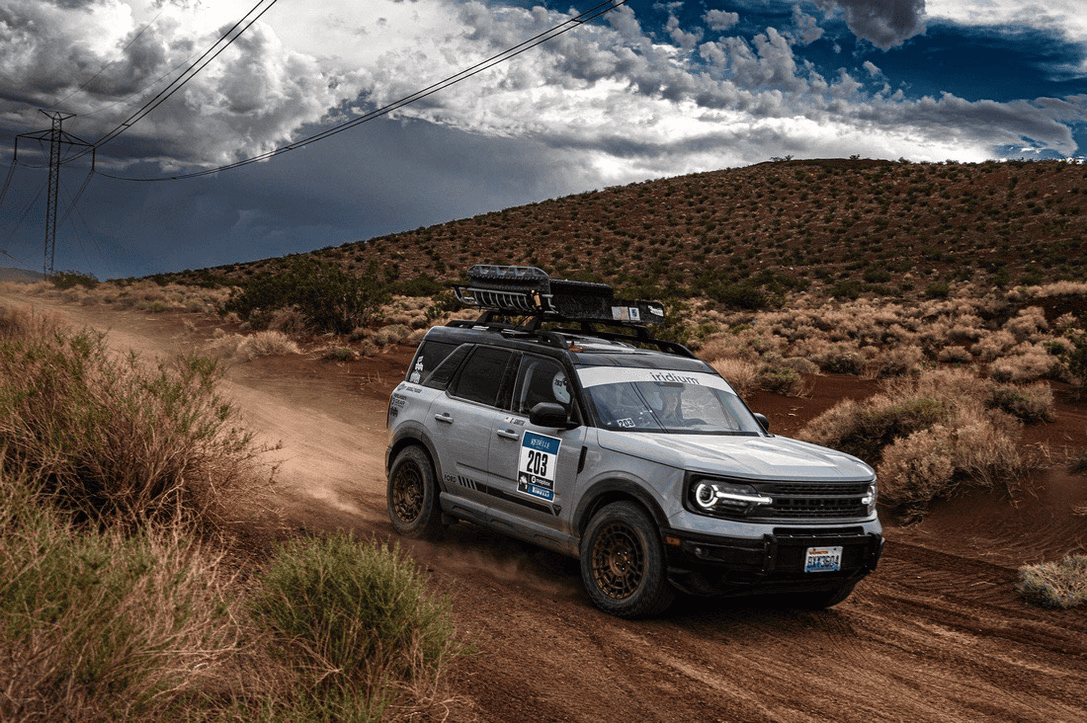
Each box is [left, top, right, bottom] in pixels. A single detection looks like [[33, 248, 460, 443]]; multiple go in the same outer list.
[[0, 315, 269, 527], [1017, 554, 1087, 609], [0, 303, 466, 720], [202, 329, 302, 362]]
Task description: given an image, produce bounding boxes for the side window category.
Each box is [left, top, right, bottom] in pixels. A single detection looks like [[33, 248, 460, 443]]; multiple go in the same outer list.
[[513, 356, 572, 415], [450, 347, 515, 406], [406, 340, 458, 385], [420, 344, 471, 390]]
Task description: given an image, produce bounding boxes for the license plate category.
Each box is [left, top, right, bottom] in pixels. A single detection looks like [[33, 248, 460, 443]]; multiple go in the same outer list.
[[804, 546, 842, 573]]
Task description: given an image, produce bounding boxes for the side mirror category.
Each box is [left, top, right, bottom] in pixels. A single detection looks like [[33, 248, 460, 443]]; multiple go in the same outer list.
[[530, 402, 577, 429], [753, 412, 770, 433]]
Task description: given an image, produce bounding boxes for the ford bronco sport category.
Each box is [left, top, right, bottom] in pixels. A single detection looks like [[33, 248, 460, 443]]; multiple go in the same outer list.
[[386, 265, 882, 617]]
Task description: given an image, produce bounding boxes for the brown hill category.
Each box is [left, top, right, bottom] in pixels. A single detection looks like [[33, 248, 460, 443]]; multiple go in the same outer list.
[[165, 158, 1087, 304]]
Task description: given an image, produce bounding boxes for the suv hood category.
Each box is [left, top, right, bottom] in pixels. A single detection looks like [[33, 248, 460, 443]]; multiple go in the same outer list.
[[597, 430, 874, 481]]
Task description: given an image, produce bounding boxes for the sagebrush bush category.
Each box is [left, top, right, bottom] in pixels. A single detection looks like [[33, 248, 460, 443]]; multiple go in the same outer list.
[[878, 426, 956, 517], [800, 369, 1039, 519], [249, 532, 461, 715], [709, 357, 759, 397], [0, 318, 266, 525], [237, 330, 301, 360], [757, 364, 811, 397], [224, 257, 390, 334], [1017, 554, 1087, 609], [985, 381, 1055, 423], [0, 467, 245, 721], [800, 393, 948, 465]]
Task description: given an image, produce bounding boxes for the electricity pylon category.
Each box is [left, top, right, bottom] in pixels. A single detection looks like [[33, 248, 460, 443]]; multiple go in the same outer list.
[[15, 111, 95, 276]]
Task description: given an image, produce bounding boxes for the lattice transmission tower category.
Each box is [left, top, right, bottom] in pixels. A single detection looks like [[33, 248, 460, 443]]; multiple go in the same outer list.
[[15, 111, 95, 276]]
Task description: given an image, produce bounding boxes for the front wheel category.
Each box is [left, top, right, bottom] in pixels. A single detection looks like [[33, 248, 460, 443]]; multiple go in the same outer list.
[[580, 501, 674, 618], [387, 446, 443, 540]]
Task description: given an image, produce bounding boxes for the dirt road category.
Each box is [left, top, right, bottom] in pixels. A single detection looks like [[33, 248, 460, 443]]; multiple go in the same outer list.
[[5, 290, 1087, 723]]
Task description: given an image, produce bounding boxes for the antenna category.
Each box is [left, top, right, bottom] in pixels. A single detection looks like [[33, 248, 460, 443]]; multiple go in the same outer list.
[[15, 111, 95, 276]]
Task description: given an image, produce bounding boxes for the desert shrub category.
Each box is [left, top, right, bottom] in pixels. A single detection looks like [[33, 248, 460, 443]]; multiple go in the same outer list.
[[224, 257, 390, 334], [1005, 306, 1048, 342], [705, 281, 775, 310], [1017, 554, 1087, 609], [370, 323, 411, 346], [809, 344, 865, 374], [265, 306, 312, 336], [757, 364, 810, 397], [865, 345, 925, 378], [321, 346, 358, 362], [238, 330, 301, 360], [973, 329, 1016, 362], [49, 270, 99, 290], [0, 304, 63, 340], [1058, 330, 1087, 389], [0, 326, 265, 526], [801, 394, 948, 464], [709, 357, 759, 397], [804, 369, 1040, 519], [989, 343, 1062, 383], [878, 426, 956, 517], [389, 274, 446, 298], [249, 532, 461, 717], [0, 468, 244, 721], [938, 345, 973, 364], [985, 381, 1055, 423]]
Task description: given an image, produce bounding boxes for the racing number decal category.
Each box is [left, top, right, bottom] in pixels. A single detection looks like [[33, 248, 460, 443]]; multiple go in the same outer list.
[[517, 431, 561, 502]]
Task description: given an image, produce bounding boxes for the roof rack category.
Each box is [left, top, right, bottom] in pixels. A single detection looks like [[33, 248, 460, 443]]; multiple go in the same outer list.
[[450, 265, 694, 357], [452, 264, 666, 325]]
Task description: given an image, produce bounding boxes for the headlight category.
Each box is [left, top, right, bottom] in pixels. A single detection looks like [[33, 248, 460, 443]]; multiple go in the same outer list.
[[688, 478, 773, 517], [862, 482, 877, 515]]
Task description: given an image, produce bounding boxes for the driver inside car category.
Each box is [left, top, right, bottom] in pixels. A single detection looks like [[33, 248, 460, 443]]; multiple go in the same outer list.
[[591, 383, 647, 428]]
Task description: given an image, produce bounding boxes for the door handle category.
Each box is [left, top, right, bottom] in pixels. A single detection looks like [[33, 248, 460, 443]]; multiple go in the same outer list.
[[496, 428, 520, 440], [434, 412, 454, 424]]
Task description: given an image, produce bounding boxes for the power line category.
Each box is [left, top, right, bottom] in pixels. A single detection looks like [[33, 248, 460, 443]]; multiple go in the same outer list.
[[65, 0, 279, 163], [98, 0, 630, 182], [49, 6, 167, 111]]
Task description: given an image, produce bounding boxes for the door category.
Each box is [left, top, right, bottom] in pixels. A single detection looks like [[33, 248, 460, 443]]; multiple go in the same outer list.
[[431, 346, 515, 507], [488, 355, 585, 532]]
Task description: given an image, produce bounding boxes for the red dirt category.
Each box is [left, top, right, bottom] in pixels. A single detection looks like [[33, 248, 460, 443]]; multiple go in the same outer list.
[[4, 291, 1087, 723]]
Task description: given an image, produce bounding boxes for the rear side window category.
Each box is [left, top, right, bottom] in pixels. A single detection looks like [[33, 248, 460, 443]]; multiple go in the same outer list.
[[420, 344, 471, 390], [406, 340, 459, 384], [450, 347, 516, 406]]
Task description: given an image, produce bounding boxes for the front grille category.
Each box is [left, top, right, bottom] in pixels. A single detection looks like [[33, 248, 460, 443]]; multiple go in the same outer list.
[[749, 481, 870, 521]]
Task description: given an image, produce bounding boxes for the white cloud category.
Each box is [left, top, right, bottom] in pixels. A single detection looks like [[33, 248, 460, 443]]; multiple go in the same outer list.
[[0, 0, 1078, 183], [927, 0, 1087, 43], [704, 9, 739, 33]]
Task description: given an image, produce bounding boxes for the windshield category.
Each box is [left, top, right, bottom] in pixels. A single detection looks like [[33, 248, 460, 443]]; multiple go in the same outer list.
[[577, 367, 763, 434]]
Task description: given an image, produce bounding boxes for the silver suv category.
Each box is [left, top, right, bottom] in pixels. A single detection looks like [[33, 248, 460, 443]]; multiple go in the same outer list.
[[386, 266, 882, 617]]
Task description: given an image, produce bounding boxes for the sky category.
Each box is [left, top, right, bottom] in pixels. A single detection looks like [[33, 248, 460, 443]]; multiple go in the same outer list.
[[0, 0, 1085, 280]]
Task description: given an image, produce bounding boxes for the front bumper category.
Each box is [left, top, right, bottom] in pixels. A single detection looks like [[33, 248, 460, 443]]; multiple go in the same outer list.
[[661, 525, 884, 597]]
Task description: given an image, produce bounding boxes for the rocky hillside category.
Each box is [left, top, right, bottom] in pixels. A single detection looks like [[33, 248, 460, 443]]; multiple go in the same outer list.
[[166, 158, 1087, 304]]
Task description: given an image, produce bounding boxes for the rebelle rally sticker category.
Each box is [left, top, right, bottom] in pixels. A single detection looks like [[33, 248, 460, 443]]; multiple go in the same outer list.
[[517, 431, 561, 501]]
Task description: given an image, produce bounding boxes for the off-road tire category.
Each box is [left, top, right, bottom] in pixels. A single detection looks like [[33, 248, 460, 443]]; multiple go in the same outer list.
[[580, 501, 674, 618], [387, 446, 443, 540]]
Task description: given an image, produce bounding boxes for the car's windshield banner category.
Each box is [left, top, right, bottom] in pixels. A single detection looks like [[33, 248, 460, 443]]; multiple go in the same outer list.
[[577, 367, 735, 393]]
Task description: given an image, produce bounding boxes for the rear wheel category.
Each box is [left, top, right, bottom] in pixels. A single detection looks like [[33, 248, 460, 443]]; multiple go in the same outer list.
[[387, 446, 443, 540], [580, 501, 673, 618]]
